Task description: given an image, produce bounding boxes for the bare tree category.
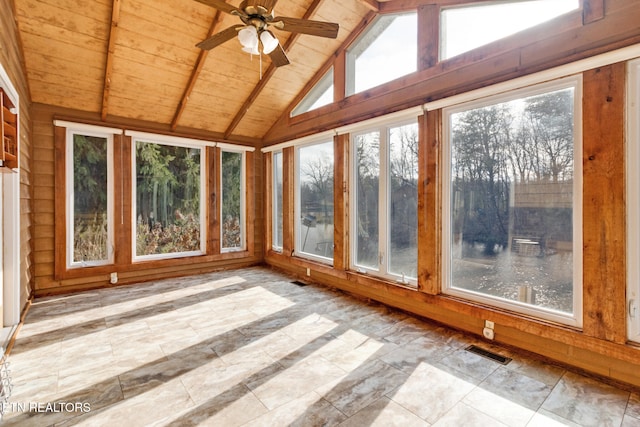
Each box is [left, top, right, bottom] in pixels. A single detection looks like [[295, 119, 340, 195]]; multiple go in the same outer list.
[[301, 150, 334, 223]]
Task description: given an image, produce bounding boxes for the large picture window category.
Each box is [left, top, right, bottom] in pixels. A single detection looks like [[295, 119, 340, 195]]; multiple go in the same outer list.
[[133, 139, 205, 260], [66, 129, 114, 267], [443, 78, 582, 325], [352, 121, 418, 285], [221, 150, 245, 252], [296, 140, 334, 262]]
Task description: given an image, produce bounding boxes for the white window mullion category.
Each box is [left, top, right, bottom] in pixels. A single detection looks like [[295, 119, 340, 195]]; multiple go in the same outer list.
[[379, 128, 389, 274], [272, 151, 283, 251], [628, 59, 640, 343]]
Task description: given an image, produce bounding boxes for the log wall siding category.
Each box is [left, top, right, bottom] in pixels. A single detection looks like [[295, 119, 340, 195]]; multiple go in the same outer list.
[[32, 104, 264, 295], [1, 0, 33, 312]]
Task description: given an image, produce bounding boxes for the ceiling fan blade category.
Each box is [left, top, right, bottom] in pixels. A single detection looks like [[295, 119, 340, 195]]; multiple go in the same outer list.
[[196, 25, 243, 50], [244, 0, 278, 13], [272, 17, 339, 39], [268, 43, 290, 67], [261, 0, 279, 13], [193, 0, 239, 14]]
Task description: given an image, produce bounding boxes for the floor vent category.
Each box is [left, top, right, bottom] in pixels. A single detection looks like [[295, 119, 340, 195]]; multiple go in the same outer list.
[[465, 345, 512, 365], [291, 280, 307, 287]]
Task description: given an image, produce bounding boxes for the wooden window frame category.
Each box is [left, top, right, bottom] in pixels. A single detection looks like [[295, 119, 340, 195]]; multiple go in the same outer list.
[[441, 75, 584, 327], [65, 127, 115, 269], [295, 138, 335, 264], [290, 68, 334, 118], [345, 11, 418, 97], [349, 119, 420, 286], [271, 150, 284, 252], [220, 148, 247, 253], [439, 0, 581, 61], [54, 122, 122, 278], [54, 122, 257, 281], [130, 135, 207, 262]]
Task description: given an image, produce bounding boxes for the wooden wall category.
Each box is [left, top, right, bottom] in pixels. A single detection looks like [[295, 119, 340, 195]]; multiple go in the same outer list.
[[31, 104, 264, 295], [1, 0, 33, 313], [262, 1, 640, 388]]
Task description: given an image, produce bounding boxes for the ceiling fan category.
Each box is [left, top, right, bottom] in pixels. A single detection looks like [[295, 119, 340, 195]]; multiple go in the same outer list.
[[194, 0, 339, 67]]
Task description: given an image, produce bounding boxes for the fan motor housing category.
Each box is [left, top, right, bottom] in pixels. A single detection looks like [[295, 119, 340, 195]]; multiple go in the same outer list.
[[240, 2, 274, 20]]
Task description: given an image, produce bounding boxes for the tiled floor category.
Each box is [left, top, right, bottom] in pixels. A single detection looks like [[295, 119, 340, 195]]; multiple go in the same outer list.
[[2, 266, 639, 426]]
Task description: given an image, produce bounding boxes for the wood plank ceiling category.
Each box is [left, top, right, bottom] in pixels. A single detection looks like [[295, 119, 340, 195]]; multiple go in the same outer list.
[[13, 0, 375, 143]]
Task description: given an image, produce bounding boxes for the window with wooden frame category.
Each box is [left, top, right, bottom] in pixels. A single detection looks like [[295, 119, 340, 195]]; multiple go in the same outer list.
[[296, 140, 334, 263], [65, 125, 115, 268], [627, 58, 640, 343], [442, 76, 583, 327], [132, 135, 206, 261], [346, 12, 417, 96], [272, 150, 284, 252], [221, 149, 246, 252], [291, 68, 334, 117], [351, 120, 419, 286], [440, 0, 579, 60]]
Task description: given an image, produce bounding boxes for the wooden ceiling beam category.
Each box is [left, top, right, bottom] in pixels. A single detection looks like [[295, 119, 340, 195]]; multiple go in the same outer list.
[[358, 0, 380, 12], [101, 0, 122, 121], [378, 0, 495, 14], [223, 0, 326, 140], [171, 11, 224, 131], [583, 0, 605, 24]]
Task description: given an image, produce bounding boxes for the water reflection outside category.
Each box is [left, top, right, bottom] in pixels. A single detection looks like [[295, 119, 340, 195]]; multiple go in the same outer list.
[[449, 85, 576, 315]]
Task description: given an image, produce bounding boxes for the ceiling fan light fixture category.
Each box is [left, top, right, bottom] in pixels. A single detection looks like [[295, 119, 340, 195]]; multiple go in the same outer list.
[[260, 30, 279, 54], [238, 25, 258, 49], [195, 0, 339, 68]]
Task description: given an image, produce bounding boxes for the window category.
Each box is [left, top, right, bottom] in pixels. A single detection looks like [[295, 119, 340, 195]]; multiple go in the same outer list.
[[352, 121, 418, 284], [291, 68, 334, 117], [272, 151, 284, 251], [628, 59, 640, 343], [133, 139, 205, 260], [346, 13, 417, 96], [296, 140, 334, 262], [66, 129, 114, 267], [440, 0, 579, 60], [221, 150, 245, 252], [443, 77, 582, 326]]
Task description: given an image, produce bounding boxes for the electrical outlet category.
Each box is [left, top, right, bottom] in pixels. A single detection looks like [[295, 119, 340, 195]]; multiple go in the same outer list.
[[485, 320, 495, 330], [306, 268, 311, 277], [483, 327, 495, 340], [110, 272, 118, 284]]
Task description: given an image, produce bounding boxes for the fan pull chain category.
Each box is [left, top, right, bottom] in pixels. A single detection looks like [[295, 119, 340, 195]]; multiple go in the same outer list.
[[248, 52, 263, 80]]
